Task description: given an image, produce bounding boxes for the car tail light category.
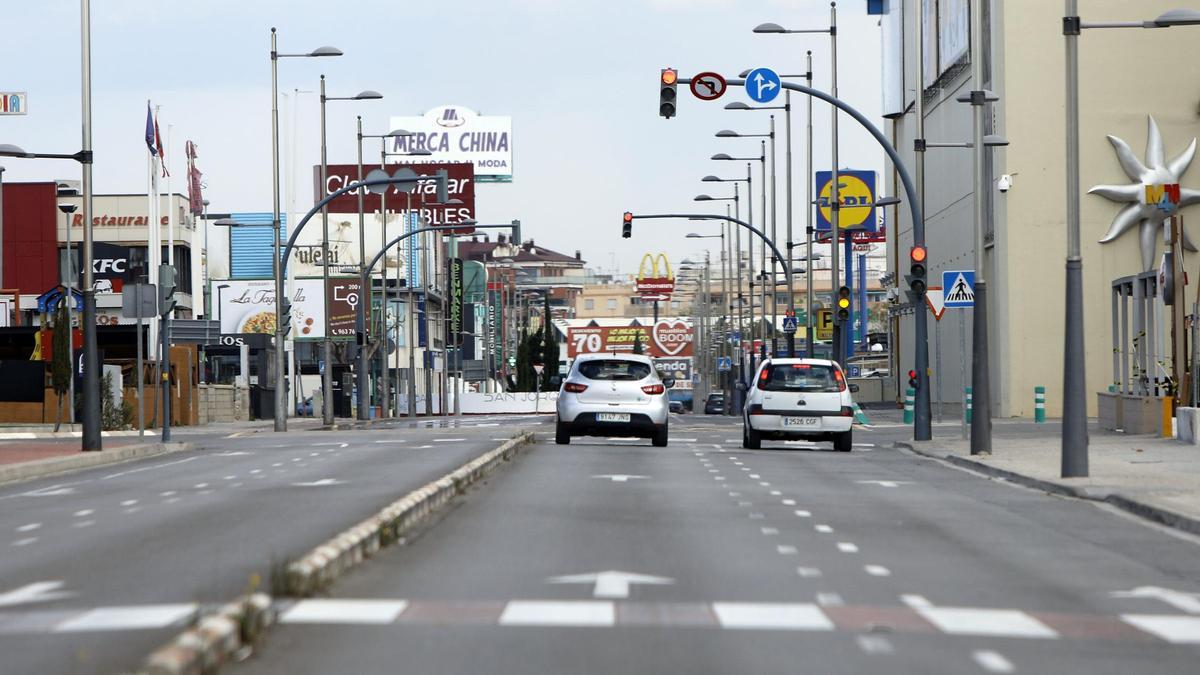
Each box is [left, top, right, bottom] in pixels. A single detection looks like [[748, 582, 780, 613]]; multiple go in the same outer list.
[[840, 406, 854, 417], [833, 369, 847, 392], [564, 382, 588, 393], [757, 368, 770, 389], [642, 384, 665, 395], [748, 404, 764, 415]]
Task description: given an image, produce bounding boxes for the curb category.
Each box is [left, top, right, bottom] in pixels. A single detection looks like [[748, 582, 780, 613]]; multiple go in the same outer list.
[[134, 431, 533, 674], [0, 442, 194, 487], [896, 441, 1200, 537], [137, 593, 274, 675], [286, 430, 534, 595]]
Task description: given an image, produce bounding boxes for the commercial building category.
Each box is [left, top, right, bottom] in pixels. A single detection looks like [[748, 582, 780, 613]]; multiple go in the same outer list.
[[879, 0, 1200, 417]]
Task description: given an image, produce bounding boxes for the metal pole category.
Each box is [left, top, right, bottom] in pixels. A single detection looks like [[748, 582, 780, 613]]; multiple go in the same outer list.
[[805, 52, 815, 358], [969, 0, 992, 455], [66, 211, 75, 425], [1062, 0, 1088, 476], [746, 163, 755, 367], [934, 317, 942, 423], [270, 28, 287, 433], [784, 90, 795, 356], [406, 194, 417, 416], [379, 151, 390, 418], [136, 283, 143, 438], [960, 310, 967, 439], [80, 0, 102, 451], [161, 304, 171, 441], [734, 187, 745, 406], [829, 1, 841, 367], [319, 75, 335, 425], [768, 117, 778, 356], [355, 116, 369, 420], [759, 142, 767, 359]]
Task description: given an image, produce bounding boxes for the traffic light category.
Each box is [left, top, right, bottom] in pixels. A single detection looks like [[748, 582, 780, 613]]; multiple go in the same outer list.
[[622, 211, 633, 238], [909, 245, 928, 295], [280, 297, 293, 336], [511, 219, 522, 246], [157, 264, 177, 316], [908, 369, 919, 390], [836, 286, 851, 322], [659, 68, 678, 119]]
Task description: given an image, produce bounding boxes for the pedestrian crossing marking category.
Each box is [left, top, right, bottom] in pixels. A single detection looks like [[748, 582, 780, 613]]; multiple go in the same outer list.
[[943, 270, 976, 307]]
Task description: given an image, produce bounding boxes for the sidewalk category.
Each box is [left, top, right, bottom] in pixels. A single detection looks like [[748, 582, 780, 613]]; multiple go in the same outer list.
[[897, 420, 1200, 536]]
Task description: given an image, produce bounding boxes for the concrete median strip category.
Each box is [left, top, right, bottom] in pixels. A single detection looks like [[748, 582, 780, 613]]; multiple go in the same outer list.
[[0, 442, 193, 487], [134, 430, 533, 675], [897, 441, 1200, 537]]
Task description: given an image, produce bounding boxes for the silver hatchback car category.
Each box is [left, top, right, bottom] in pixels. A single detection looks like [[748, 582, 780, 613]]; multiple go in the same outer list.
[[554, 354, 672, 446]]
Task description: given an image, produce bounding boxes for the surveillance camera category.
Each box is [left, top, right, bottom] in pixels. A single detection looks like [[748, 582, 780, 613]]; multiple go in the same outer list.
[[997, 174, 1013, 193]]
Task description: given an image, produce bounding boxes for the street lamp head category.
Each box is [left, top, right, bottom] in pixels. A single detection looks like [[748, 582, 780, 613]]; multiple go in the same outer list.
[[0, 143, 32, 158], [353, 90, 384, 100], [873, 196, 902, 207], [213, 218, 247, 228], [387, 128, 414, 137], [1155, 8, 1200, 26], [983, 134, 1010, 147], [307, 46, 343, 57], [711, 153, 734, 161], [725, 101, 752, 110], [753, 22, 787, 33], [736, 70, 752, 79], [694, 194, 715, 201], [701, 175, 723, 182], [57, 203, 78, 215], [406, 149, 433, 156], [202, 199, 211, 207], [715, 130, 741, 138]]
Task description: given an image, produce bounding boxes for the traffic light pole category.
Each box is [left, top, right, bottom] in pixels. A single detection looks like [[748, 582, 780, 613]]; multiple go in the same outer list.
[[676, 75, 931, 440]]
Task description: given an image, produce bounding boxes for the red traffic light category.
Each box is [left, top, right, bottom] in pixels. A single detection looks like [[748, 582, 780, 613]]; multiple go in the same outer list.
[[908, 369, 917, 379], [661, 68, 678, 85], [623, 212, 634, 223], [910, 245, 927, 263]]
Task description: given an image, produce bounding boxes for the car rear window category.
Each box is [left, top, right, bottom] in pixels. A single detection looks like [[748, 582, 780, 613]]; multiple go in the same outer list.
[[758, 363, 842, 392], [577, 360, 653, 381]]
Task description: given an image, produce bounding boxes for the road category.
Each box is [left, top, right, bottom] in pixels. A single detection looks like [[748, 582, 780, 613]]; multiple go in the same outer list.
[[0, 415, 539, 675], [233, 414, 1200, 675]]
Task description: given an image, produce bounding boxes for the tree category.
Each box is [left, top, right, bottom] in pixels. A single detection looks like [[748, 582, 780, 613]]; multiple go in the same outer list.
[[51, 302, 71, 432], [540, 295, 559, 390], [515, 331, 539, 392], [632, 331, 644, 355]]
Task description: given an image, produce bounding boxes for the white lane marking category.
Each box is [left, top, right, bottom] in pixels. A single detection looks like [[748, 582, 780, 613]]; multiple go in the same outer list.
[[674, 438, 698, 442], [711, 603, 834, 631], [593, 475, 648, 483], [291, 458, 303, 462], [231, 483, 244, 488], [434, 438, 466, 442], [777, 545, 798, 555], [781, 499, 796, 506], [816, 593, 844, 606], [310, 442, 348, 447], [472, 423, 500, 427], [856, 480, 911, 488], [1111, 586, 1200, 614], [917, 607, 1057, 639], [901, 594, 932, 608], [760, 527, 779, 536], [815, 524, 834, 534], [100, 457, 198, 480], [837, 542, 859, 553], [973, 650, 1015, 673], [797, 567, 823, 578], [16, 523, 41, 533], [715, 476, 726, 481], [250, 469, 262, 474], [198, 490, 213, 496], [281, 600, 409, 624], [853, 443, 877, 448], [728, 492, 741, 497], [120, 499, 138, 507], [53, 604, 197, 632], [193, 483, 209, 489], [708, 469, 720, 473], [1120, 615, 1200, 643], [73, 509, 94, 517], [794, 510, 811, 518], [12, 537, 37, 547], [214, 451, 253, 456], [222, 475, 237, 480], [857, 635, 895, 654], [415, 445, 433, 449], [374, 440, 408, 444], [499, 601, 614, 627], [749, 474, 761, 479], [737, 501, 752, 507], [741, 468, 751, 472], [73, 520, 95, 528], [0, 581, 74, 607], [769, 490, 782, 496], [164, 498, 181, 504], [309, 452, 320, 457], [271, 463, 283, 467], [758, 482, 771, 487], [292, 479, 345, 487], [864, 565, 892, 577]]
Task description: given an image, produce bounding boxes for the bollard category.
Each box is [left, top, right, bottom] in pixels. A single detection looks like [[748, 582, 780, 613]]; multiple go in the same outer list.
[[904, 388, 915, 425], [965, 386, 973, 424], [1034, 386, 1046, 423]]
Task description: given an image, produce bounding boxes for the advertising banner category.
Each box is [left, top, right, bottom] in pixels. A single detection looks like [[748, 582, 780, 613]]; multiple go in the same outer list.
[[448, 258, 464, 341], [815, 170, 880, 232], [653, 357, 693, 384], [325, 277, 361, 340], [315, 161, 474, 225], [216, 278, 326, 340], [567, 319, 693, 359], [388, 105, 512, 181]]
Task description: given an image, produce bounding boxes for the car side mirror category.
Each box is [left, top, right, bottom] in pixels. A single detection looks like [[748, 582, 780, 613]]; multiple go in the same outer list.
[[549, 375, 563, 389], [848, 383, 860, 393], [662, 377, 676, 389], [735, 380, 749, 392]]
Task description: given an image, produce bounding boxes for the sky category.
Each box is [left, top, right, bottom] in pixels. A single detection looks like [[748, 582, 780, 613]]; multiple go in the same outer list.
[[1, 0, 885, 278]]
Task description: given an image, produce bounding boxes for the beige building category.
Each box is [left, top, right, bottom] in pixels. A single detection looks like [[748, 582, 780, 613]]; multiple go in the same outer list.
[[881, 0, 1200, 418]]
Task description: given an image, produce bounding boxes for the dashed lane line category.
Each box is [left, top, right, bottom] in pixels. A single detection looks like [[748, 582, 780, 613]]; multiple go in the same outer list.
[[864, 565, 892, 577], [973, 650, 1016, 673]]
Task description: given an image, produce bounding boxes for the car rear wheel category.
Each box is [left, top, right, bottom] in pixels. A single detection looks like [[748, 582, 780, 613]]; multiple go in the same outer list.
[[742, 422, 761, 449], [834, 430, 852, 452], [651, 422, 669, 447], [555, 420, 571, 445]]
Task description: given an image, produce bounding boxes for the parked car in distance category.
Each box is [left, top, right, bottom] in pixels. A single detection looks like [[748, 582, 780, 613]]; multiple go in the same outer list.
[[669, 400, 685, 414], [741, 358, 859, 451], [704, 393, 726, 415], [553, 354, 673, 447]]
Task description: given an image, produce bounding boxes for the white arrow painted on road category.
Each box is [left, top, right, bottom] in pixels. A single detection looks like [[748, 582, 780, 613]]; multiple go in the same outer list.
[[1111, 586, 1200, 614], [856, 480, 912, 488], [547, 570, 674, 599], [0, 581, 74, 608], [592, 474, 649, 483], [291, 478, 346, 487]]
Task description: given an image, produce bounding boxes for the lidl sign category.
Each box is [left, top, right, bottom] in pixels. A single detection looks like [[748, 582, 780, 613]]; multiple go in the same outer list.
[[815, 170, 880, 232]]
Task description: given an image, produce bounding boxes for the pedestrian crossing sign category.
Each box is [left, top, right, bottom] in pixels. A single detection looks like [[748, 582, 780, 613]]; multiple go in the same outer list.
[[942, 270, 975, 308]]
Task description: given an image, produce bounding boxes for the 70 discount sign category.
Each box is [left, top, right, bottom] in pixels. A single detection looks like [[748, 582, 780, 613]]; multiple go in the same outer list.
[[567, 321, 693, 359]]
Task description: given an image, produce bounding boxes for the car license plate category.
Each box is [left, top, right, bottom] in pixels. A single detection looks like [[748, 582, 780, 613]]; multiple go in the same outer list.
[[597, 413, 631, 423], [782, 416, 818, 428]]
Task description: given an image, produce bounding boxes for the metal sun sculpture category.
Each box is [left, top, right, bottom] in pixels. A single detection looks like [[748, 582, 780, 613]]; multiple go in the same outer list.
[[1091, 116, 1200, 272]]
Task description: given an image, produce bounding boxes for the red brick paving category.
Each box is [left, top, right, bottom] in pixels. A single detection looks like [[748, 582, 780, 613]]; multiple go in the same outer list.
[[0, 439, 132, 466]]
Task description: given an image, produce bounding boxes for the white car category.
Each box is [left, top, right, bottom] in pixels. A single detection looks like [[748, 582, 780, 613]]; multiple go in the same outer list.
[[741, 358, 858, 451], [554, 354, 672, 447]]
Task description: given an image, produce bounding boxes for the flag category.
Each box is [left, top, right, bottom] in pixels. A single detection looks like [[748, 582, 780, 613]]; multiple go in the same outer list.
[[186, 140, 204, 215], [154, 110, 169, 177], [145, 101, 157, 156]]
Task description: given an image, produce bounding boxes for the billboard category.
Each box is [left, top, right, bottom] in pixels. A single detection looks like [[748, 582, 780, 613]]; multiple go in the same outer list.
[[567, 319, 693, 359], [635, 252, 674, 298], [814, 170, 880, 233], [388, 105, 512, 182], [216, 278, 326, 340], [316, 161, 474, 225], [325, 277, 362, 340]]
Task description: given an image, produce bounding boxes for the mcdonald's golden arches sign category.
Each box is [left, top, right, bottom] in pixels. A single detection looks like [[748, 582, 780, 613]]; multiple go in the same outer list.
[[635, 252, 674, 298]]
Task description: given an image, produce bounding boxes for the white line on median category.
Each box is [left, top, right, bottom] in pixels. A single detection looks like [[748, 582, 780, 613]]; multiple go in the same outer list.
[[499, 601, 614, 627]]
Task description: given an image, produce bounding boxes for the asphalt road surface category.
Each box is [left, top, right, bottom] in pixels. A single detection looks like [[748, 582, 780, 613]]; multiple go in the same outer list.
[[0, 415, 540, 675], [234, 414, 1200, 675]]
